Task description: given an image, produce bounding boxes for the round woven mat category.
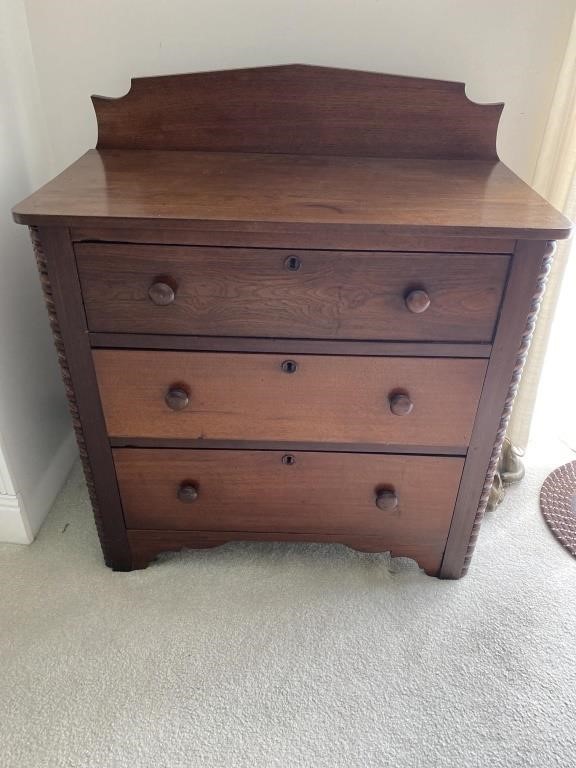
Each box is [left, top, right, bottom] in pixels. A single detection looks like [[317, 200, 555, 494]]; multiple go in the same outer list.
[[540, 461, 576, 558]]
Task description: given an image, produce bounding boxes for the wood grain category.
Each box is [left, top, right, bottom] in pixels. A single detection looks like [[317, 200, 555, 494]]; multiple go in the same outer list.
[[76, 244, 509, 342], [127, 529, 447, 576], [94, 350, 487, 447], [114, 449, 463, 554], [440, 240, 554, 577], [32, 227, 132, 570], [71, 227, 517, 253], [12, 150, 572, 240], [92, 64, 502, 159], [13, 66, 573, 578]]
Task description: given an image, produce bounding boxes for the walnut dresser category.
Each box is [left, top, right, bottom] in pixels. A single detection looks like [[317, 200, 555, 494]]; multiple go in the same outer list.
[[13, 65, 572, 578]]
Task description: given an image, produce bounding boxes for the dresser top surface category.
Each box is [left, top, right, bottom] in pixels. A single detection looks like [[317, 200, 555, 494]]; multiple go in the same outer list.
[[13, 148, 572, 240]]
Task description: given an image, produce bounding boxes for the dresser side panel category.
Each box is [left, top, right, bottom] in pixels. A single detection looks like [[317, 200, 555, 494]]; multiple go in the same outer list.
[[440, 239, 555, 578], [32, 226, 131, 569]]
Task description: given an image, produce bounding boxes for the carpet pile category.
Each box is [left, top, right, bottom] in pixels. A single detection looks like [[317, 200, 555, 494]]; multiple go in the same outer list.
[[1, 451, 575, 767]]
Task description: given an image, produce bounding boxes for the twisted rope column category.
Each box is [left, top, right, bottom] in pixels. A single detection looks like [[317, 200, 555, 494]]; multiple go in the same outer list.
[[461, 240, 556, 575], [30, 227, 109, 562]]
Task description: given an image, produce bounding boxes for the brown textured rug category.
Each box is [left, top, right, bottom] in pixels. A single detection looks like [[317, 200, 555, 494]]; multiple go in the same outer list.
[[540, 461, 576, 558]]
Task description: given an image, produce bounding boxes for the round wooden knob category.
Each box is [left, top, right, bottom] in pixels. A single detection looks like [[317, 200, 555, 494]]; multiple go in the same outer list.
[[389, 392, 414, 416], [405, 289, 431, 314], [165, 386, 189, 411], [178, 483, 199, 503], [375, 489, 399, 512], [148, 280, 176, 306]]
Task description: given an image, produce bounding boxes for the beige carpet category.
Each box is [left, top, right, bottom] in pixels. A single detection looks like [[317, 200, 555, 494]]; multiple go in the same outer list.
[[1, 449, 575, 768]]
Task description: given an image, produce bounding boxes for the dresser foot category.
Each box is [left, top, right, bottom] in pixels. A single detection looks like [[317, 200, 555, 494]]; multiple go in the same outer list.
[[124, 553, 154, 571], [105, 545, 152, 571]]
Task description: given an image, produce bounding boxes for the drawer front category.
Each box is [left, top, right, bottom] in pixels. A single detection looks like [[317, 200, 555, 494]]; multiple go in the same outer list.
[[114, 448, 464, 540], [94, 350, 487, 448], [77, 244, 509, 342]]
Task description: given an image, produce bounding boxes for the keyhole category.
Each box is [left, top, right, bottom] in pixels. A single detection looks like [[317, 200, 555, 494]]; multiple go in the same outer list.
[[282, 454, 296, 466], [284, 255, 302, 272], [281, 360, 298, 374]]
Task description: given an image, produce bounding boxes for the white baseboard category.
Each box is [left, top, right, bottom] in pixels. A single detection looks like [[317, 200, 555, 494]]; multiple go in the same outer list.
[[0, 491, 32, 544], [0, 430, 78, 544]]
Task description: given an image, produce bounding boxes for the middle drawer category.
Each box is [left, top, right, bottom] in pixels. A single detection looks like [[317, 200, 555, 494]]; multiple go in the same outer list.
[[94, 350, 487, 448]]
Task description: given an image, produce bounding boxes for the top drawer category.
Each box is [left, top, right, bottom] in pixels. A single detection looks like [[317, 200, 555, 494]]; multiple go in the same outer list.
[[75, 244, 509, 342]]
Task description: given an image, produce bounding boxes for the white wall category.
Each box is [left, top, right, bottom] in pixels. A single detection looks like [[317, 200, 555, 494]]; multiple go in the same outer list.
[[0, 0, 76, 543], [1, 0, 574, 541], [21, 0, 576, 182]]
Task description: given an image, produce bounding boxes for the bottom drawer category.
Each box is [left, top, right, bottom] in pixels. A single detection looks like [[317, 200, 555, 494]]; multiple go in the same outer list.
[[114, 449, 463, 547]]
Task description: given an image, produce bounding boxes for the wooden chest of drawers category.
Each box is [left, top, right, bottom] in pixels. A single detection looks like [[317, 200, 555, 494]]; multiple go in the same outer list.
[[13, 65, 571, 577]]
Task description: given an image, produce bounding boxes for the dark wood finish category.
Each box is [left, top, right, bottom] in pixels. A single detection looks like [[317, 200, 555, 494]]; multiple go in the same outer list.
[[13, 151, 572, 240], [89, 334, 493, 358], [164, 386, 189, 411], [76, 244, 509, 342], [32, 227, 131, 570], [405, 289, 431, 314], [127, 529, 446, 576], [389, 392, 414, 416], [177, 483, 199, 503], [93, 65, 502, 159], [375, 489, 399, 512], [114, 448, 463, 574], [440, 240, 554, 577], [13, 66, 573, 578], [109, 437, 468, 457], [71, 228, 517, 253], [94, 350, 487, 447], [148, 279, 176, 306]]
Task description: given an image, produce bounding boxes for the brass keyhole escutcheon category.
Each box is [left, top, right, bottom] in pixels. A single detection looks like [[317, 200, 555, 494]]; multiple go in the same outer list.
[[282, 454, 296, 466], [281, 359, 298, 374], [284, 255, 302, 272]]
